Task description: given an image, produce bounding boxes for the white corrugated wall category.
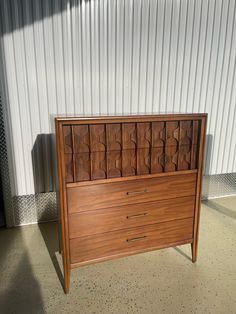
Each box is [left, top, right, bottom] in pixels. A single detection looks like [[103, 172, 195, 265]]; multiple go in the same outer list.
[[0, 0, 236, 196]]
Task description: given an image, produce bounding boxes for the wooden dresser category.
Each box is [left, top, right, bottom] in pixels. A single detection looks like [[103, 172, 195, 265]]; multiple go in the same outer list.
[[55, 114, 207, 293]]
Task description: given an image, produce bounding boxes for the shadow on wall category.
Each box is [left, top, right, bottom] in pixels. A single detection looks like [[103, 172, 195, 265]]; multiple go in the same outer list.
[[29, 133, 58, 223], [204, 134, 213, 176], [32, 133, 56, 194], [202, 134, 213, 198], [0, 0, 91, 35]]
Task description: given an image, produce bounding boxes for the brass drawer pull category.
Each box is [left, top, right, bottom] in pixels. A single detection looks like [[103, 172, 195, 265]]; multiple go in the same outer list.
[[126, 236, 147, 243], [126, 189, 148, 196], [126, 213, 148, 219]]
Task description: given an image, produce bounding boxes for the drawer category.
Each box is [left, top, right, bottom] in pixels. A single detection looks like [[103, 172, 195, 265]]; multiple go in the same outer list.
[[69, 195, 195, 238], [67, 173, 197, 213], [70, 217, 194, 264]]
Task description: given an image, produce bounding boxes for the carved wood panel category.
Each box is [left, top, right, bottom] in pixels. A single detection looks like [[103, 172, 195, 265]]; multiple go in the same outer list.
[[122, 149, 136, 176], [137, 123, 151, 148], [91, 152, 106, 180], [106, 124, 122, 151], [74, 153, 90, 181], [73, 125, 90, 153], [122, 123, 136, 149], [64, 153, 74, 183], [151, 148, 165, 173], [107, 151, 122, 178], [137, 148, 151, 175], [63, 126, 73, 153], [63, 126, 73, 182], [62, 119, 200, 183], [90, 125, 106, 152], [152, 122, 165, 148]]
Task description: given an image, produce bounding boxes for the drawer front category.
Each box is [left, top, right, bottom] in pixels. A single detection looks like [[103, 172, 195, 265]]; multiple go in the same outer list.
[[69, 195, 195, 238], [70, 217, 194, 264], [67, 173, 197, 213]]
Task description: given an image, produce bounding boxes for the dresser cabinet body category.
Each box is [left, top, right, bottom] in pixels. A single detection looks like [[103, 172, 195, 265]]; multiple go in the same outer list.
[[55, 114, 207, 293]]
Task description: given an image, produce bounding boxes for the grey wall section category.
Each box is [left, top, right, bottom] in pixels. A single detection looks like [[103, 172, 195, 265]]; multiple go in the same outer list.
[[0, 0, 236, 225]]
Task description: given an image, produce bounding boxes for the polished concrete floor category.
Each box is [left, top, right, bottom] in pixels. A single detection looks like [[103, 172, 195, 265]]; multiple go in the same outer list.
[[0, 196, 236, 314]]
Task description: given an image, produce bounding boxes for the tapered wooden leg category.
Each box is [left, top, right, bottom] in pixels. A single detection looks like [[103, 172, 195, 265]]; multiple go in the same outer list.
[[191, 242, 197, 263], [63, 265, 71, 294]]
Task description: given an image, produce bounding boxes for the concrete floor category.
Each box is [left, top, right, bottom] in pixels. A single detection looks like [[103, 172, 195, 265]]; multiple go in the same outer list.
[[0, 197, 236, 314]]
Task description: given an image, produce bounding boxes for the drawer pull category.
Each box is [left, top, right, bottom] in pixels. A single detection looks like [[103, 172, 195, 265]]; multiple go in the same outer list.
[[126, 213, 148, 219], [126, 189, 148, 196], [126, 236, 147, 243]]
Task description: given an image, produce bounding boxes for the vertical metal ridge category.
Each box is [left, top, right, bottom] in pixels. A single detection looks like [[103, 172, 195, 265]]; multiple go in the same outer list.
[[225, 55, 236, 171], [192, 0, 203, 113], [185, 0, 196, 112], [203, 0, 217, 112], [211, 0, 231, 173], [151, 0, 159, 113], [207, 0, 224, 173], [130, 0, 135, 113], [137, 0, 143, 113], [179, 0, 189, 112], [165, 0, 174, 113], [122, 0, 125, 113], [198, 0, 210, 112], [144, 0, 151, 113], [220, 0, 236, 172], [10, 0, 28, 194], [114, 0, 117, 114], [158, 0, 166, 111], [172, 0, 182, 112]]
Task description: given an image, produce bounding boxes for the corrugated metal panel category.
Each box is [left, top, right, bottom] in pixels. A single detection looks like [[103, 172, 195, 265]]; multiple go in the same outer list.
[[0, 0, 236, 196]]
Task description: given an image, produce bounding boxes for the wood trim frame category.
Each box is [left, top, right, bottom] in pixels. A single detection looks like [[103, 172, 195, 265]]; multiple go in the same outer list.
[[191, 115, 208, 262], [55, 121, 71, 293]]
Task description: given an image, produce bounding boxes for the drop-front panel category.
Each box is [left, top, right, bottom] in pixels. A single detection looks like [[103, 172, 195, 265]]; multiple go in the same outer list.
[[55, 114, 207, 293]]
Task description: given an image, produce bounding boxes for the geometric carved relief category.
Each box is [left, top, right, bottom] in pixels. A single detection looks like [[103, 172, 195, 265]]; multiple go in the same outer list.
[[75, 153, 90, 181], [90, 124, 106, 152], [151, 148, 165, 173], [166, 121, 179, 146], [73, 125, 90, 153], [152, 122, 165, 148], [91, 152, 106, 180], [165, 122, 179, 172], [106, 124, 122, 151], [107, 151, 122, 178], [137, 148, 151, 175], [63, 126, 73, 153], [165, 145, 178, 172], [63, 120, 200, 183], [122, 123, 136, 149], [64, 153, 74, 183], [63, 126, 73, 182], [178, 145, 191, 170], [122, 149, 136, 177], [137, 123, 151, 148], [179, 121, 192, 146]]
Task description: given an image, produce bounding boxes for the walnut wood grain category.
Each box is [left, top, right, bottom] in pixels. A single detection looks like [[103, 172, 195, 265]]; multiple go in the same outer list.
[[70, 217, 194, 264], [67, 173, 197, 213], [69, 195, 195, 238], [62, 118, 202, 183], [55, 113, 207, 293]]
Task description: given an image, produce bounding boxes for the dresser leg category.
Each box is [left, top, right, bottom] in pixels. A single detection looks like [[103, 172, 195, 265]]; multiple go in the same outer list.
[[64, 266, 71, 294], [191, 242, 197, 263]]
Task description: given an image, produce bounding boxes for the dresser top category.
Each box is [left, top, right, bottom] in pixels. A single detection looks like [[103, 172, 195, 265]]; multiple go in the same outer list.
[[55, 112, 207, 124]]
